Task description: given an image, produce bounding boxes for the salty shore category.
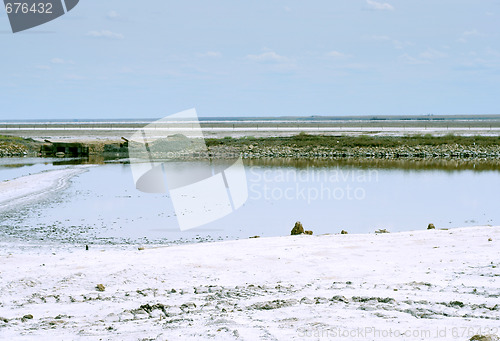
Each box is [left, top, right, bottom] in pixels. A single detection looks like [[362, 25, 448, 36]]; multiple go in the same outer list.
[[0, 168, 88, 213], [0, 226, 499, 340]]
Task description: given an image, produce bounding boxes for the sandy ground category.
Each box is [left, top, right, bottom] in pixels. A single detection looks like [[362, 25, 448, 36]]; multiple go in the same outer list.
[[0, 226, 499, 340]]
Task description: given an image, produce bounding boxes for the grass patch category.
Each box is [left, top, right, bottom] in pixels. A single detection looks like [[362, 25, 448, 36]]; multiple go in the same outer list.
[[205, 133, 500, 148], [0, 135, 25, 141]]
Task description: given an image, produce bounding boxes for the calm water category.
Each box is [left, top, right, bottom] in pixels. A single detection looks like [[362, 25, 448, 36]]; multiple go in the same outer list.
[[1, 157, 499, 244]]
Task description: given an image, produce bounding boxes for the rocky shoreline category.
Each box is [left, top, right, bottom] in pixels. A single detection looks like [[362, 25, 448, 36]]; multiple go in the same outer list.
[[207, 144, 500, 160], [0, 137, 40, 157], [0, 142, 32, 157], [2, 134, 500, 162], [204, 134, 500, 161]]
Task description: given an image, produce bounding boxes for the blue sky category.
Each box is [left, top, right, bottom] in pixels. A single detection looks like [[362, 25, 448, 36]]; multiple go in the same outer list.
[[1, 0, 499, 119]]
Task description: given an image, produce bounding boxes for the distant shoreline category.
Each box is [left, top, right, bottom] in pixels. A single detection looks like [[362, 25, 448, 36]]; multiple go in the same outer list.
[[1, 115, 500, 142], [2, 133, 500, 164], [2, 113, 500, 124]]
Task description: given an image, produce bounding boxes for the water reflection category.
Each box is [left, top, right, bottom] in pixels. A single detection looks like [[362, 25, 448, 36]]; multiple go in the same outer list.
[[3, 156, 500, 172], [244, 158, 500, 172], [1, 157, 499, 245]]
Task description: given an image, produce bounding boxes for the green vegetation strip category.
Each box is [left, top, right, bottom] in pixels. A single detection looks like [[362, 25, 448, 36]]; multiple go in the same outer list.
[[205, 133, 500, 148]]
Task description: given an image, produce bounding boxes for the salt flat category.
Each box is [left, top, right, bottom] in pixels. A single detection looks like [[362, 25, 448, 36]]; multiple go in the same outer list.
[[0, 226, 498, 340], [0, 168, 88, 213]]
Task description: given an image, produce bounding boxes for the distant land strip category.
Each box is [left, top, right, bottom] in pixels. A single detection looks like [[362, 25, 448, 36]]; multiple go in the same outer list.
[[1, 134, 500, 166]]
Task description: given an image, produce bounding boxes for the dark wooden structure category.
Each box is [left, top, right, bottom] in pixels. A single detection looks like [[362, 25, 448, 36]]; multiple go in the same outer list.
[[40, 142, 89, 157]]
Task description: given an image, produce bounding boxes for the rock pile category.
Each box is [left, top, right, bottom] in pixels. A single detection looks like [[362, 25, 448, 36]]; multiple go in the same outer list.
[[207, 144, 500, 160], [0, 141, 30, 157], [291, 222, 304, 235], [290, 222, 313, 236]]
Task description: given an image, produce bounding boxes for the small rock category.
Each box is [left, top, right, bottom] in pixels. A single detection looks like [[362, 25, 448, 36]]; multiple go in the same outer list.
[[194, 286, 209, 294], [96, 284, 106, 292], [330, 295, 349, 303], [449, 300, 464, 308], [138, 247, 145, 251], [470, 335, 500, 341], [249, 236, 260, 239], [180, 302, 197, 311], [300, 297, 314, 304], [291, 221, 304, 235], [488, 238, 493, 242], [22, 314, 33, 322], [427, 223, 435, 230], [304, 230, 313, 235], [340, 230, 348, 234]]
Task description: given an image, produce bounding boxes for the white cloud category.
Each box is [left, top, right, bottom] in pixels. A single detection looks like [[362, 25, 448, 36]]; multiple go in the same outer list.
[[419, 48, 447, 60], [399, 49, 446, 65], [393, 40, 414, 50], [326, 51, 348, 58], [107, 11, 119, 19], [342, 63, 370, 70], [246, 51, 296, 73], [50, 58, 75, 65], [370, 35, 391, 41], [463, 29, 479, 36], [64, 74, 87, 81], [458, 29, 480, 43], [399, 54, 430, 65], [87, 30, 124, 40], [369, 35, 413, 50], [51, 58, 66, 64], [35, 65, 51, 70], [199, 51, 222, 58], [284, 6, 292, 12], [246, 51, 290, 63], [366, 0, 394, 11], [485, 48, 500, 57]]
